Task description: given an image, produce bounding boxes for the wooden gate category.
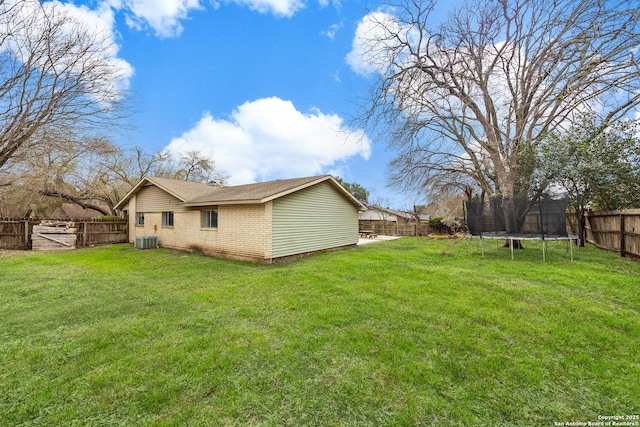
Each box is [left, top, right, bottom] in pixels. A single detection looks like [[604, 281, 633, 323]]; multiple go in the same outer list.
[[32, 224, 77, 251]]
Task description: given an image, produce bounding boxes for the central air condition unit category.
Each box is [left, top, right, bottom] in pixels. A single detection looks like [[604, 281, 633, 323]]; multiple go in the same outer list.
[[135, 236, 158, 249]]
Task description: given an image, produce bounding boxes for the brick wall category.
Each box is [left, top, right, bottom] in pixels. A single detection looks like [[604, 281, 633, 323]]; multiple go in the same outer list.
[[131, 201, 273, 262]]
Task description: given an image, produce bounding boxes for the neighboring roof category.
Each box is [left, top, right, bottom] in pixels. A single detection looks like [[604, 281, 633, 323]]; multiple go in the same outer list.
[[50, 203, 105, 219], [115, 175, 366, 210], [362, 205, 413, 220]]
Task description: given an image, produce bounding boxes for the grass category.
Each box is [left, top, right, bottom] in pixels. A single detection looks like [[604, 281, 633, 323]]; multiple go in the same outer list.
[[1, 238, 639, 426]]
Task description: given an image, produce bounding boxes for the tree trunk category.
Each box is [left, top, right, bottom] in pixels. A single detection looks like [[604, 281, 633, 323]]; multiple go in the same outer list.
[[577, 206, 587, 247], [504, 239, 524, 249], [501, 196, 525, 249], [412, 205, 422, 236]]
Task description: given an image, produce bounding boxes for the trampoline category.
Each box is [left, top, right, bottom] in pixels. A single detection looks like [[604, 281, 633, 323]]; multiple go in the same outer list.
[[464, 195, 579, 262]]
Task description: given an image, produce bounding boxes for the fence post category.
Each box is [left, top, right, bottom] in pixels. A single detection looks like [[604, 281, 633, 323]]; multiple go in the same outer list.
[[620, 214, 625, 258], [24, 219, 29, 248], [83, 222, 88, 247]]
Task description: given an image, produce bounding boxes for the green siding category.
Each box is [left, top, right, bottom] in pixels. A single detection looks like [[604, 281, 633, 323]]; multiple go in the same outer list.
[[271, 181, 359, 259]]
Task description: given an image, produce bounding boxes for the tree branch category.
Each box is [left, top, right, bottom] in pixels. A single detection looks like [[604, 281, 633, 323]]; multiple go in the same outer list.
[[38, 189, 111, 216]]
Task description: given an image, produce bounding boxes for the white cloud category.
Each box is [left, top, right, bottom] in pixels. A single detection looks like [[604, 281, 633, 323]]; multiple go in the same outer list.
[[70, 0, 336, 40], [319, 0, 342, 8], [52, 1, 134, 96], [226, 0, 304, 18], [346, 11, 402, 76], [164, 97, 371, 184], [1, 0, 133, 103], [321, 20, 343, 40], [118, 0, 202, 38]]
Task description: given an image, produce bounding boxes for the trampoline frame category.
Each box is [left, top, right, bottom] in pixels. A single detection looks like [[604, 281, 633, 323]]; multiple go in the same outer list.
[[463, 194, 578, 262], [466, 232, 579, 262]]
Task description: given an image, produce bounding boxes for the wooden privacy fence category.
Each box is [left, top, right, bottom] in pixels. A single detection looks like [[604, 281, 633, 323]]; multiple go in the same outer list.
[[0, 219, 39, 249], [76, 220, 128, 247], [0, 219, 128, 250], [585, 209, 640, 259], [359, 220, 437, 236]]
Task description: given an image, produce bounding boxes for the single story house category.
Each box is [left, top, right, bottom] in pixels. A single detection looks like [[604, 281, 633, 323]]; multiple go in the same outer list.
[[115, 175, 366, 263], [359, 205, 414, 223]]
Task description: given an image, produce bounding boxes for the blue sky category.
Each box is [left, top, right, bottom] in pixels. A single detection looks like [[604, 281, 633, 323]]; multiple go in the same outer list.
[[45, 0, 432, 209]]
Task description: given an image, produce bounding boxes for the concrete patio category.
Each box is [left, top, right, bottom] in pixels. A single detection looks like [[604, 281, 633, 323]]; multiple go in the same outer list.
[[357, 235, 402, 245]]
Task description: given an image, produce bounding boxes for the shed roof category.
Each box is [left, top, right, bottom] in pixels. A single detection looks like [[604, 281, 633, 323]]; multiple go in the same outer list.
[[115, 175, 366, 210]]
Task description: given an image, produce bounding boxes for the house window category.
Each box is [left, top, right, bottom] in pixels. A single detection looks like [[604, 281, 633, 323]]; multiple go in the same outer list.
[[201, 209, 218, 228], [136, 212, 144, 226], [162, 211, 174, 227]]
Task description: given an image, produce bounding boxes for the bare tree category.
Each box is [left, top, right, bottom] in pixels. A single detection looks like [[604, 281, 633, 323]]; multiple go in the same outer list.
[[0, 136, 232, 217], [0, 0, 131, 171], [0, 134, 170, 216], [0, 130, 105, 216], [166, 150, 229, 184], [84, 145, 172, 212], [353, 0, 640, 232], [36, 142, 180, 215]]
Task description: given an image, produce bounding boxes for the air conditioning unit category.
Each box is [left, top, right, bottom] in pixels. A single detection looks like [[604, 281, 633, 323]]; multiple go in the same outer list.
[[135, 236, 158, 249]]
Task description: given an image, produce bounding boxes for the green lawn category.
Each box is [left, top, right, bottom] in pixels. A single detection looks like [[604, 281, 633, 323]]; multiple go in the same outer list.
[[1, 238, 638, 426]]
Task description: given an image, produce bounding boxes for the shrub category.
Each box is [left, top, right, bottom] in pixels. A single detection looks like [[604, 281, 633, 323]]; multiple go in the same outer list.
[[428, 217, 445, 228], [93, 215, 124, 221], [442, 217, 462, 233], [428, 217, 461, 234]]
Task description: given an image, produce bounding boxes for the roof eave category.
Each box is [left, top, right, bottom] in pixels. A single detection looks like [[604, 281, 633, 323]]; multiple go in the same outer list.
[[326, 176, 368, 210], [183, 199, 263, 207]]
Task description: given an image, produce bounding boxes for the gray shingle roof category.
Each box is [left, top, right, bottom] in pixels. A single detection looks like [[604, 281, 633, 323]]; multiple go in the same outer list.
[[183, 175, 330, 205], [116, 175, 366, 209], [143, 176, 216, 202]]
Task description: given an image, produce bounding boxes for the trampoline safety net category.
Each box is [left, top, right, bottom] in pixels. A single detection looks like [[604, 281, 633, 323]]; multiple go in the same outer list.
[[464, 195, 569, 237]]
